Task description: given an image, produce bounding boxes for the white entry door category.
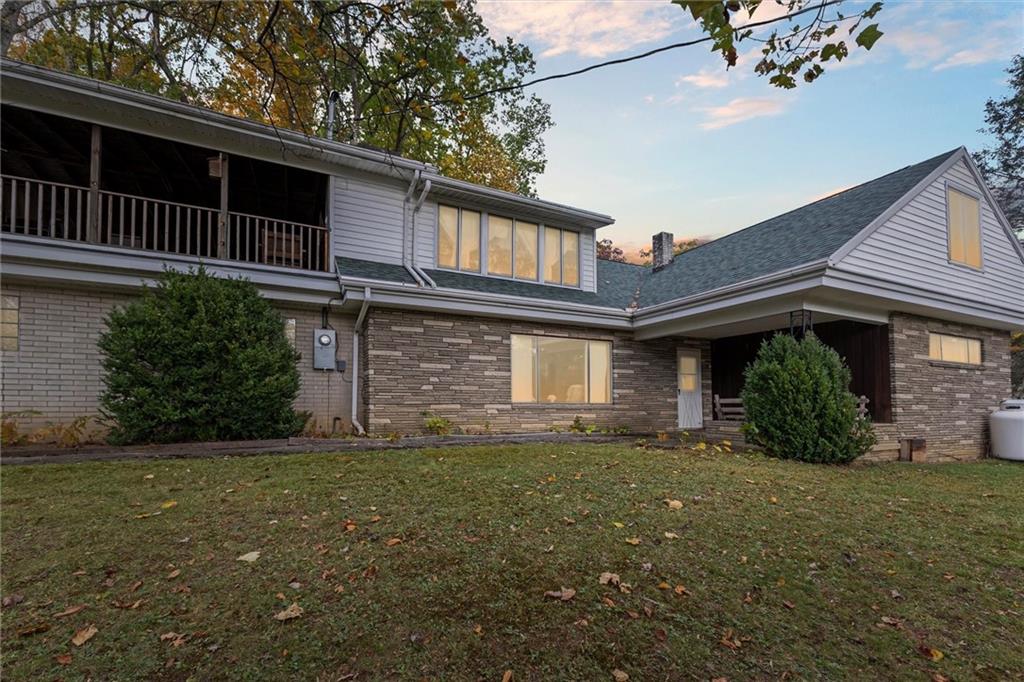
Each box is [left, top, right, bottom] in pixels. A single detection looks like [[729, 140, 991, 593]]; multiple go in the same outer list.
[[677, 349, 703, 429]]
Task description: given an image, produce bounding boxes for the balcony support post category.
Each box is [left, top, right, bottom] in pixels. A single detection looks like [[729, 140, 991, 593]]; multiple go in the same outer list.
[[87, 125, 101, 243], [218, 153, 229, 259]]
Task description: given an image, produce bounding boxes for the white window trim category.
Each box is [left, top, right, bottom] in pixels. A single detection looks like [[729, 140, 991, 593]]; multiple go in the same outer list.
[[944, 180, 984, 272], [511, 333, 613, 404]]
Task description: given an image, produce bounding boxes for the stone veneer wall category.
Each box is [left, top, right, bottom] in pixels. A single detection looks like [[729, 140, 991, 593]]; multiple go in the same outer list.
[[362, 308, 711, 434], [0, 282, 355, 436]]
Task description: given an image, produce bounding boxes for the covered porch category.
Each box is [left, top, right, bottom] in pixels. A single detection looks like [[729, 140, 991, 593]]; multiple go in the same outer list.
[[1, 105, 331, 272]]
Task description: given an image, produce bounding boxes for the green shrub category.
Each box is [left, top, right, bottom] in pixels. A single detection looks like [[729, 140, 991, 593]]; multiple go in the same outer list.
[[741, 332, 876, 464], [422, 413, 453, 436], [98, 267, 305, 444]]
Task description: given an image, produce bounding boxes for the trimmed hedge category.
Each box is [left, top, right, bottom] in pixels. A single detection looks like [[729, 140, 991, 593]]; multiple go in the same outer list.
[[98, 267, 305, 444], [741, 332, 876, 464]]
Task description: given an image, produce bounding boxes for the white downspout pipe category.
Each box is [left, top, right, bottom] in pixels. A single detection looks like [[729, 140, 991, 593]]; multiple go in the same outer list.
[[402, 170, 427, 287], [350, 286, 371, 435], [411, 179, 436, 287]]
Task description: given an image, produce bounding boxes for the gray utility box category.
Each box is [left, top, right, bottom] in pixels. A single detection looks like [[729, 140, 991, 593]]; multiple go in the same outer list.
[[313, 328, 337, 370]]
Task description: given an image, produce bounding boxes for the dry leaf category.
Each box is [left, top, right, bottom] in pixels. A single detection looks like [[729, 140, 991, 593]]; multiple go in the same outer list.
[[611, 522, 624, 528], [236, 551, 260, 562], [918, 645, 944, 661], [674, 585, 690, 596], [144, 474, 154, 479], [166, 569, 181, 579], [598, 572, 620, 586], [782, 600, 795, 610], [654, 627, 667, 642], [502, 671, 513, 682], [665, 499, 683, 510], [719, 628, 741, 650], [334, 584, 346, 594], [657, 582, 671, 590], [2, 594, 24, 608], [55, 653, 73, 665], [618, 583, 632, 594], [473, 624, 483, 636], [601, 596, 616, 607], [769, 497, 778, 504], [71, 624, 97, 647], [160, 632, 181, 642], [664, 532, 680, 540], [55, 604, 86, 618], [161, 500, 178, 509], [130, 580, 143, 592], [624, 537, 641, 546], [18, 622, 50, 637], [370, 515, 382, 523], [134, 511, 161, 519], [544, 587, 576, 601], [611, 669, 629, 681], [274, 603, 304, 621], [385, 538, 402, 547]]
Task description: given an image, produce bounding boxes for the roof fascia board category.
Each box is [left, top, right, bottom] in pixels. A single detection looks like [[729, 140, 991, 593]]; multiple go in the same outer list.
[[339, 280, 632, 328], [823, 267, 1024, 329], [829, 149, 967, 265], [634, 295, 807, 340]]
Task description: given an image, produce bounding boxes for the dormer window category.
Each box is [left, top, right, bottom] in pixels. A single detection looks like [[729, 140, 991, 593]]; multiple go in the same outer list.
[[545, 227, 579, 286], [947, 187, 981, 268], [438, 205, 481, 272]]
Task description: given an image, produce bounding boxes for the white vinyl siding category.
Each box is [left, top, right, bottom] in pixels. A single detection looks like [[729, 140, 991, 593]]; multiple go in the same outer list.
[[511, 334, 611, 404], [836, 158, 1024, 311]]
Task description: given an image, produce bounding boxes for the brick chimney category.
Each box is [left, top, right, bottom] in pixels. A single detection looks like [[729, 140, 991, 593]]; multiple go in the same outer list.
[[652, 231, 674, 271]]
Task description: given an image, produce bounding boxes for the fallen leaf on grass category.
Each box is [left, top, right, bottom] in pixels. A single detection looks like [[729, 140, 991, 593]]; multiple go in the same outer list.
[[502, 671, 513, 682], [130, 580, 143, 592], [112, 599, 144, 610], [385, 538, 402, 547], [55, 653, 72, 665], [18, 622, 50, 637], [71, 624, 97, 646], [918, 645, 944, 661], [370, 515, 382, 523], [598, 572, 620, 586], [334, 584, 346, 593], [654, 628, 667, 642], [719, 628, 742, 650], [674, 585, 690, 596], [166, 569, 181, 579], [657, 582, 671, 590], [2, 594, 24, 608], [544, 587, 576, 601], [878, 616, 901, 628], [236, 551, 260, 562], [611, 521, 625, 529], [611, 669, 629, 681], [55, 604, 86, 618], [601, 596, 616, 607], [473, 624, 483, 636], [665, 499, 683, 510], [782, 600, 795, 610], [624, 537, 641, 546], [161, 500, 178, 509], [274, 603, 304, 621], [160, 632, 181, 641], [343, 519, 357, 532], [144, 474, 154, 480], [134, 511, 161, 519], [769, 497, 779, 504], [664, 532, 679, 540]]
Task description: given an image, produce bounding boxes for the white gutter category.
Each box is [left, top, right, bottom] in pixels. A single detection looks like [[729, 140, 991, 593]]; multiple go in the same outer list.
[[350, 286, 371, 435], [411, 179, 436, 287], [401, 170, 427, 287]]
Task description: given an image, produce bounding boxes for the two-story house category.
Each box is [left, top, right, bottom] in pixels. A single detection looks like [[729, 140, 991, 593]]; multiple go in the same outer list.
[[2, 60, 1022, 460]]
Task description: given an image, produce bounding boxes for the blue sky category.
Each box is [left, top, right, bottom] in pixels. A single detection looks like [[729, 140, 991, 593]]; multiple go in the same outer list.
[[477, 0, 1023, 258]]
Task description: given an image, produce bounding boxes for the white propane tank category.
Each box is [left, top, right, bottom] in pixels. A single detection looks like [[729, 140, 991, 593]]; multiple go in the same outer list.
[[991, 399, 1024, 461]]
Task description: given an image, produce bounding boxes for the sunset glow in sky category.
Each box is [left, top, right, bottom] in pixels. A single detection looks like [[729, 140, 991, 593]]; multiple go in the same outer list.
[[476, 0, 1023, 258]]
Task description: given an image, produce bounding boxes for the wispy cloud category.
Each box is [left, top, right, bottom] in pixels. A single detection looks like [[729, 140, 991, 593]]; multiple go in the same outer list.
[[884, 14, 1020, 71], [696, 97, 788, 130], [476, 0, 683, 58], [675, 69, 729, 89]]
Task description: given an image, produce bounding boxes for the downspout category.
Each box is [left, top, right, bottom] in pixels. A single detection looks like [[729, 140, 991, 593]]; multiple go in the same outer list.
[[402, 170, 427, 287], [411, 178, 436, 287], [350, 286, 371, 435]]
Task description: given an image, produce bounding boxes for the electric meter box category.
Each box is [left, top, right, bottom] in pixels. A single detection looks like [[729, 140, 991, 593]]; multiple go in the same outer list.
[[313, 328, 337, 370]]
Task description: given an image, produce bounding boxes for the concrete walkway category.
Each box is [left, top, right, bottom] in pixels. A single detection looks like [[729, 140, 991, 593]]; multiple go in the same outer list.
[[0, 432, 642, 465]]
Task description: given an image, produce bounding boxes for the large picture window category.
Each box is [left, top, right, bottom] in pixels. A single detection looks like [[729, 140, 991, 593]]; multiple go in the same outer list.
[[928, 332, 981, 365], [511, 334, 611, 403], [438, 205, 481, 272], [947, 187, 981, 268]]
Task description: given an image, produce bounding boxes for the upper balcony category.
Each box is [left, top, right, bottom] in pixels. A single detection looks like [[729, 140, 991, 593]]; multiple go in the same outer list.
[[1, 105, 331, 272]]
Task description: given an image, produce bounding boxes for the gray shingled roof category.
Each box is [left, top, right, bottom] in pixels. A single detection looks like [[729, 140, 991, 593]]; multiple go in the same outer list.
[[337, 255, 645, 308], [337, 149, 958, 312], [635, 149, 959, 307]]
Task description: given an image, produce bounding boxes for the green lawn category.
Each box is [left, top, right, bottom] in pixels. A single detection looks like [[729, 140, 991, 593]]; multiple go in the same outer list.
[[2, 444, 1022, 681]]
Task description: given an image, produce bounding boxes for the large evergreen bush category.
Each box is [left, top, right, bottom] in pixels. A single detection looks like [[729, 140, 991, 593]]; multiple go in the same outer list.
[[741, 332, 876, 464], [99, 267, 305, 444]]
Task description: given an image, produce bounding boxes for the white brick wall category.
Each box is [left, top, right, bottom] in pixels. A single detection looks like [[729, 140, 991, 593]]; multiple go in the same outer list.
[[0, 283, 355, 436]]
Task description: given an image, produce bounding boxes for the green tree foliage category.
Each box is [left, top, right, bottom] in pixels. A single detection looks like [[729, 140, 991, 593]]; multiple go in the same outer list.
[[1012, 331, 1023, 399], [973, 54, 1023, 238], [741, 332, 876, 463], [98, 267, 305, 444], [673, 0, 884, 88], [3, 1, 551, 196]]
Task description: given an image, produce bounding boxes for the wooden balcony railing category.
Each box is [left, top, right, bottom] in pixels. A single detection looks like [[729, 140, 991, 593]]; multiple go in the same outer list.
[[1, 175, 330, 272]]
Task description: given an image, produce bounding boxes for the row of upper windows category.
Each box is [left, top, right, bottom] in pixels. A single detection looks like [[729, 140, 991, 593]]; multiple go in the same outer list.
[[437, 205, 581, 287]]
